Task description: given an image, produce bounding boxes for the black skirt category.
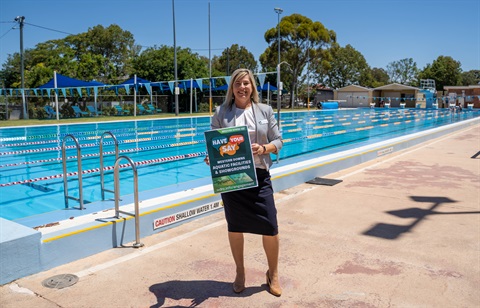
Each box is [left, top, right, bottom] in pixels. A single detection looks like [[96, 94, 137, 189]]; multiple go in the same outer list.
[[221, 168, 278, 236]]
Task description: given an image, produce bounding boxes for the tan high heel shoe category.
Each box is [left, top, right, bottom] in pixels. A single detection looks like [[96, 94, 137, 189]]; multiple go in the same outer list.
[[266, 270, 282, 297]]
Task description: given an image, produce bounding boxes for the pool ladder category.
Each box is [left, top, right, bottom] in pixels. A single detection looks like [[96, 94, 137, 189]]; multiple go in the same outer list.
[[99, 131, 119, 200], [101, 131, 143, 247], [61, 132, 119, 209], [113, 155, 144, 248], [62, 134, 84, 209], [62, 132, 143, 248]]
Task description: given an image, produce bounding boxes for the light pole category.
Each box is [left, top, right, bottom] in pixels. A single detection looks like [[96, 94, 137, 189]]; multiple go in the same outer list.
[[306, 32, 310, 110], [15, 16, 27, 119], [274, 7, 283, 129], [172, 0, 179, 116], [208, 1, 212, 115]]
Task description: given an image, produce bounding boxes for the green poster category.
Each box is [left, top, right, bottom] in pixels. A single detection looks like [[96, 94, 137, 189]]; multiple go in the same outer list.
[[204, 125, 258, 193]]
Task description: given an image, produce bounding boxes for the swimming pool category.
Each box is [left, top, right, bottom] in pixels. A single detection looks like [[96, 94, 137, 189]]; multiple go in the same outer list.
[[0, 108, 478, 221]]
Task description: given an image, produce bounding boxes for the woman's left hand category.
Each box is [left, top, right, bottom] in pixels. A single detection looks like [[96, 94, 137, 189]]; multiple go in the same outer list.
[[252, 143, 264, 155]]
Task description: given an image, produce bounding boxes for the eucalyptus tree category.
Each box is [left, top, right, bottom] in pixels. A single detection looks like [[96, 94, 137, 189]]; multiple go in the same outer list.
[[386, 58, 419, 86], [315, 44, 371, 89], [212, 44, 257, 75], [132, 45, 209, 82], [260, 13, 336, 107]]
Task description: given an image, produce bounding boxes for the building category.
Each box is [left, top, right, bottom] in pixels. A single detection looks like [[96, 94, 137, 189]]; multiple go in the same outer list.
[[333, 85, 372, 108], [443, 85, 480, 108], [313, 85, 334, 105], [372, 83, 423, 108]]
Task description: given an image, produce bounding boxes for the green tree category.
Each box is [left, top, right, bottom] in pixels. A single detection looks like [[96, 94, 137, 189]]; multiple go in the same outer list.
[[212, 44, 257, 75], [386, 58, 419, 86], [370, 67, 390, 87], [315, 44, 371, 89], [132, 45, 209, 82], [1, 24, 139, 88], [460, 70, 480, 86], [260, 13, 336, 107], [418, 56, 462, 90]]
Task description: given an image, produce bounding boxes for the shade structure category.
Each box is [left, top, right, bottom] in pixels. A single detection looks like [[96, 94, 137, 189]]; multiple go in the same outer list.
[[108, 76, 151, 92], [211, 84, 278, 92], [108, 76, 152, 116], [38, 74, 105, 88], [38, 72, 106, 120], [213, 84, 229, 91], [258, 83, 277, 91]]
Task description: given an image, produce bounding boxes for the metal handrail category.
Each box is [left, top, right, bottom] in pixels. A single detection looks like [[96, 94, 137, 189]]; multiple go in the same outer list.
[[61, 134, 84, 209], [99, 131, 119, 200], [113, 156, 144, 248]]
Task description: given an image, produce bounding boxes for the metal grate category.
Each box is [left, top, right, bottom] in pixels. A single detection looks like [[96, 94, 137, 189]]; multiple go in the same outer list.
[[42, 274, 79, 289], [306, 177, 343, 186]]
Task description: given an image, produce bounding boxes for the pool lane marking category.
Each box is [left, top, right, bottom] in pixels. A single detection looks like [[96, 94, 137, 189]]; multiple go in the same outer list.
[[0, 152, 207, 187]]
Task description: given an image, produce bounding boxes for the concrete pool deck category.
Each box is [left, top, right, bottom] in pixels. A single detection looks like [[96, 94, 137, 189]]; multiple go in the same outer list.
[[1, 123, 479, 307]]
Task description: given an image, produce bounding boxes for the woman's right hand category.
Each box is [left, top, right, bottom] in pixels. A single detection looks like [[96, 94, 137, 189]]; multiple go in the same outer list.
[[204, 156, 210, 165]]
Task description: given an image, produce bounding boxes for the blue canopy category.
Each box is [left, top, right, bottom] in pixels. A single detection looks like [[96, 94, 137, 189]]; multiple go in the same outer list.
[[178, 80, 209, 90], [258, 83, 277, 91], [212, 84, 278, 92], [119, 76, 151, 86], [151, 82, 171, 93], [38, 73, 105, 88], [109, 76, 151, 91], [213, 84, 229, 91]]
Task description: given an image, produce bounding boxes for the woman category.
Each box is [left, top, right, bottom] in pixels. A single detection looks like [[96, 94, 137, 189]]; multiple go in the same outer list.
[[206, 68, 283, 296]]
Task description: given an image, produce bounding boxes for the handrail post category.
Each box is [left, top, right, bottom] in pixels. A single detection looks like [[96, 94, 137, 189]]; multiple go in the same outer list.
[[114, 156, 144, 248], [61, 134, 84, 209], [99, 131, 119, 200]]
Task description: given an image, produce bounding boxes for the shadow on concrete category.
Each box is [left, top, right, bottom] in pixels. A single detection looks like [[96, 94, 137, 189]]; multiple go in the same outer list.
[[149, 280, 264, 307], [363, 196, 480, 240]]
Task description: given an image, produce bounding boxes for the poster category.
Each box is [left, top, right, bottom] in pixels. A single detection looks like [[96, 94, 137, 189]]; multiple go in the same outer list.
[[204, 125, 258, 193]]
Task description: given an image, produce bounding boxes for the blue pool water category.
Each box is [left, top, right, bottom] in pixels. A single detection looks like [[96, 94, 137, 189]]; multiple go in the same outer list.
[[0, 108, 478, 221]]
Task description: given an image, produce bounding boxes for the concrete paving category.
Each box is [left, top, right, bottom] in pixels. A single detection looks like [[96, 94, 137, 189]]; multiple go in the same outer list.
[[1, 123, 479, 308]]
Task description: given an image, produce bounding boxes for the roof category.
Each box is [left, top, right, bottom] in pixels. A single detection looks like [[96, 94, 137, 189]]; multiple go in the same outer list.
[[38, 73, 105, 88], [335, 84, 372, 92], [374, 83, 419, 91], [444, 85, 480, 90]]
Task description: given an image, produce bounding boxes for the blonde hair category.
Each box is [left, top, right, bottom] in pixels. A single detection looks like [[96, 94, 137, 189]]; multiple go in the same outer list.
[[224, 68, 259, 108]]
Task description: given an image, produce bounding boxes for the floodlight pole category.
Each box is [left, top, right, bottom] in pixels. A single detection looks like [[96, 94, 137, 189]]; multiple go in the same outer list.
[[307, 32, 310, 111], [15, 16, 27, 119], [274, 7, 283, 131], [209, 1, 212, 115], [172, 0, 179, 116]]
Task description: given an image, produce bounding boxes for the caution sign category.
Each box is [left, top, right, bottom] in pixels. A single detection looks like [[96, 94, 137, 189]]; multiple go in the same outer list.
[[153, 201, 222, 230]]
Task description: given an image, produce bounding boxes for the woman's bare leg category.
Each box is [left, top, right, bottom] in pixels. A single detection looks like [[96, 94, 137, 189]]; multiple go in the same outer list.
[[228, 232, 245, 292], [263, 234, 282, 295]]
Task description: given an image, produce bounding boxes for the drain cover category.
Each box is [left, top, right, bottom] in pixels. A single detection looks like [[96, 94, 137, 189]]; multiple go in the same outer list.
[[306, 177, 343, 186], [42, 274, 79, 289]]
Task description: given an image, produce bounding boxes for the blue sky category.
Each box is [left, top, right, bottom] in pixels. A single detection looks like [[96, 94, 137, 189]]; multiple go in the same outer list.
[[1, 0, 479, 74]]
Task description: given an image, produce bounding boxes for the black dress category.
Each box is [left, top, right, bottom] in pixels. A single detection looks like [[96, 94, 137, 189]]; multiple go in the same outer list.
[[221, 168, 278, 236]]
